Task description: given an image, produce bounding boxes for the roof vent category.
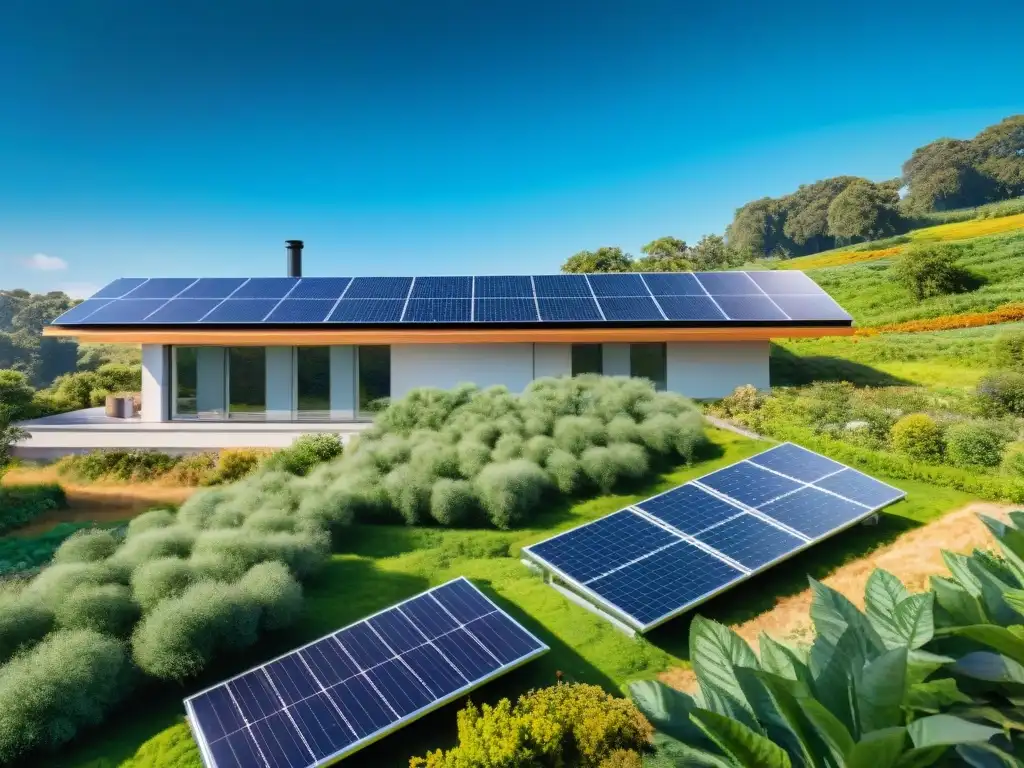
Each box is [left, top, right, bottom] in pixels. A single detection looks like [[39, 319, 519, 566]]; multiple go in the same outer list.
[[286, 240, 303, 278]]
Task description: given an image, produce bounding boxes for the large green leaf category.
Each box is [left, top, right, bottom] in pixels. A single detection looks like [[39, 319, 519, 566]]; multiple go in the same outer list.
[[647, 733, 736, 767], [966, 556, 1020, 627], [892, 745, 950, 767], [795, 696, 855, 765], [858, 647, 909, 733], [844, 727, 908, 768], [760, 633, 813, 688], [690, 616, 763, 731], [943, 552, 984, 597], [930, 576, 988, 627], [690, 708, 793, 768], [866, 570, 912, 649], [943, 625, 1024, 665], [955, 742, 1024, 767], [907, 714, 1002, 747], [986, 514, 1024, 562], [808, 628, 862, 735], [953, 652, 1024, 683], [809, 578, 884, 660], [629, 680, 711, 747], [904, 679, 973, 714], [893, 594, 935, 650], [1004, 589, 1024, 619], [953, 705, 1024, 732], [754, 671, 832, 768], [906, 649, 955, 687], [1008, 511, 1024, 531]]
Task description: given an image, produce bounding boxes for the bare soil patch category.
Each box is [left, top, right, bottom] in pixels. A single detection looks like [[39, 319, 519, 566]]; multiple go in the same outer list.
[[659, 502, 1015, 693]]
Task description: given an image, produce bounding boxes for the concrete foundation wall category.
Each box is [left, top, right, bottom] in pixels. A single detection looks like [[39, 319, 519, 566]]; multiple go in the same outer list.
[[666, 341, 770, 399]]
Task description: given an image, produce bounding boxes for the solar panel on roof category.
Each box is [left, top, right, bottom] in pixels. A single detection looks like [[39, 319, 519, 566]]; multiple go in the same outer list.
[[474, 298, 538, 322], [344, 277, 412, 300], [714, 295, 790, 321], [288, 278, 352, 300], [532, 274, 592, 298], [656, 295, 727, 321], [523, 443, 905, 632], [693, 272, 762, 296], [184, 578, 547, 768], [587, 273, 649, 297], [402, 298, 472, 323], [231, 278, 297, 299], [178, 278, 248, 299], [145, 299, 223, 323], [328, 299, 405, 323], [265, 299, 335, 323], [746, 271, 824, 294], [641, 272, 705, 296], [84, 299, 168, 323], [474, 275, 534, 298], [536, 297, 602, 321], [122, 278, 198, 299], [597, 296, 664, 321], [90, 277, 149, 299], [50, 299, 112, 324], [769, 294, 851, 322], [201, 299, 279, 323], [410, 276, 472, 300]]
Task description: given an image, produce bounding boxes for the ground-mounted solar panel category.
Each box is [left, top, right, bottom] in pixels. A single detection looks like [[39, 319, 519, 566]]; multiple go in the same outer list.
[[522, 443, 905, 632], [184, 578, 547, 768]]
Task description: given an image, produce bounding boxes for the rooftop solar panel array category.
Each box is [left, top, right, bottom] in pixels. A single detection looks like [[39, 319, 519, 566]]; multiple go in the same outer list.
[[50, 272, 851, 327], [523, 443, 904, 632], [185, 578, 547, 768]]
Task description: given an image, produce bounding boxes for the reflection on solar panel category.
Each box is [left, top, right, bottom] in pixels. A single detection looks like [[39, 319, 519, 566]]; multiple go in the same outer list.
[[50, 271, 853, 327], [185, 578, 547, 768], [523, 443, 904, 632]]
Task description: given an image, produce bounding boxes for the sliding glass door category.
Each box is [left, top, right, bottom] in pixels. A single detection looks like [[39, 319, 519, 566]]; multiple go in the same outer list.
[[296, 346, 331, 420], [228, 347, 266, 419]]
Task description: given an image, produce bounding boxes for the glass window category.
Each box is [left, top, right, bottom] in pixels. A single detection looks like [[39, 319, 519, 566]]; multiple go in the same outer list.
[[357, 345, 390, 417], [571, 344, 603, 376], [174, 347, 198, 416], [228, 347, 266, 417], [630, 343, 667, 391], [297, 346, 331, 414]]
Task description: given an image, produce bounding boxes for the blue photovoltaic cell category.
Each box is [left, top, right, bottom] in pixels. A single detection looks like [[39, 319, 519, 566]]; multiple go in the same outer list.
[[699, 463, 803, 507], [588, 541, 742, 625], [82, 299, 168, 323], [288, 278, 352, 300], [474, 275, 533, 298], [656, 295, 727, 321], [637, 485, 741, 535], [144, 299, 223, 323], [813, 468, 904, 509], [641, 272, 705, 295], [747, 443, 845, 483], [410, 276, 472, 299], [527, 510, 678, 584], [474, 298, 538, 322], [694, 272, 762, 296], [177, 278, 248, 299], [90, 278, 150, 299], [265, 300, 335, 323], [746, 271, 824, 294], [328, 299, 405, 323], [597, 296, 663, 321], [696, 515, 805, 569], [50, 299, 113, 324], [122, 278, 198, 299], [758, 486, 870, 538], [402, 298, 472, 323], [532, 274, 592, 298], [537, 297, 602, 321], [344, 276, 413, 300], [714, 295, 790, 321], [231, 277, 297, 299], [201, 299, 279, 323], [587, 273, 649, 297], [769, 295, 851, 322], [187, 578, 546, 768]]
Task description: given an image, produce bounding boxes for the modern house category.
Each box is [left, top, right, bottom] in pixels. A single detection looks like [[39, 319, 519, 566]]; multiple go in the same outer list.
[[43, 241, 853, 427]]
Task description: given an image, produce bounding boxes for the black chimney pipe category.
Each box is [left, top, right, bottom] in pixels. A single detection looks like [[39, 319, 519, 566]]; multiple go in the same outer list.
[[286, 240, 303, 278]]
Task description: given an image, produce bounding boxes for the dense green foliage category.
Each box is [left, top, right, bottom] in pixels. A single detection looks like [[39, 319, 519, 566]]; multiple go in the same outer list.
[[0, 484, 66, 535], [977, 371, 1024, 416], [562, 235, 743, 274], [991, 330, 1024, 373], [0, 523, 95, 578], [943, 422, 1004, 468], [890, 413, 943, 462], [56, 447, 271, 485], [0, 289, 77, 387], [262, 433, 345, 476], [891, 244, 979, 301], [409, 683, 653, 768]]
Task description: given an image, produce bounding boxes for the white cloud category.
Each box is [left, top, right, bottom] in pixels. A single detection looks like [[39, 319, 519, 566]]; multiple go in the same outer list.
[[59, 282, 100, 299], [24, 253, 68, 271]]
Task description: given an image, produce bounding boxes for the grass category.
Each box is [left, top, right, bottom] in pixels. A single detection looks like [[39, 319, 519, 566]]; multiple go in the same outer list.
[[44, 427, 974, 768]]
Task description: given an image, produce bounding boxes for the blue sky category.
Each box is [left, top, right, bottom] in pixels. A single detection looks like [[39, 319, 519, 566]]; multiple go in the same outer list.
[[1, 0, 1022, 296]]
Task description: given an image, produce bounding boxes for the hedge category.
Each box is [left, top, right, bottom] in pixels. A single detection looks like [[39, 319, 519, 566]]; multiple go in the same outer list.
[[0, 484, 66, 535]]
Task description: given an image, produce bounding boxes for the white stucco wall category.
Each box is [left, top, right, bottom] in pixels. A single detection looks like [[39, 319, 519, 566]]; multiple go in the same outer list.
[[666, 341, 770, 399], [391, 343, 535, 398], [533, 344, 571, 379], [141, 344, 168, 422], [265, 346, 294, 420]]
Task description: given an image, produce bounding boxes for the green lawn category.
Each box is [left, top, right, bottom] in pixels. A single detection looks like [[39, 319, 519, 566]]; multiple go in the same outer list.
[[49, 428, 974, 768]]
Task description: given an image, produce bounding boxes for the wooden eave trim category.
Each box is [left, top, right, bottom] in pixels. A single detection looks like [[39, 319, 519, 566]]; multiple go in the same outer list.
[[43, 325, 854, 345]]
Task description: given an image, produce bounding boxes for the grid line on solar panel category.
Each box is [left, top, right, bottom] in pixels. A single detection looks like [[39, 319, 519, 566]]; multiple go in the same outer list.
[[474, 275, 534, 298], [769, 294, 851, 322], [713, 295, 790, 321], [402, 298, 472, 323], [656, 295, 728, 321], [410, 276, 473, 299], [177, 278, 248, 299], [50, 299, 114, 324], [693, 272, 763, 296], [536, 296, 602, 321], [231, 277, 298, 299], [185, 578, 547, 768], [90, 278, 150, 299], [640, 272, 706, 296], [328, 299, 405, 323], [586, 273, 650, 297], [746, 271, 824, 294], [746, 443, 847, 483], [344, 276, 413, 300], [596, 296, 664, 321], [532, 274, 592, 298], [120, 277, 200, 299], [474, 297, 539, 322], [288, 277, 353, 300]]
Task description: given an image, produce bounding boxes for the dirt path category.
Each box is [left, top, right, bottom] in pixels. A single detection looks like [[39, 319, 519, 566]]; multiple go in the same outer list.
[[659, 502, 1015, 692]]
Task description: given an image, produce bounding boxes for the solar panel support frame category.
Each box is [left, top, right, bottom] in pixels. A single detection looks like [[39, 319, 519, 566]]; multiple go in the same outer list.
[[183, 576, 549, 768], [521, 442, 906, 634]]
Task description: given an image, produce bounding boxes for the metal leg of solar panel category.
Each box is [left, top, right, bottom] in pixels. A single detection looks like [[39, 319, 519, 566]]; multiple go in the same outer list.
[[548, 580, 638, 638]]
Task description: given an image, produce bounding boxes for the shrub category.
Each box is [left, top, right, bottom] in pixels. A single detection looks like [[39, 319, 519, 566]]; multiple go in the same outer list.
[[409, 683, 652, 768], [1002, 442, 1024, 477], [264, 433, 344, 476], [0, 484, 66, 535], [24, 562, 121, 608], [891, 244, 978, 301], [889, 413, 943, 462], [236, 561, 303, 630], [0, 629, 134, 761], [580, 446, 620, 493], [992, 330, 1024, 372], [125, 508, 177, 536], [0, 522, 91, 579], [203, 449, 268, 485], [712, 384, 764, 418], [0, 369, 35, 420], [55, 583, 139, 637], [189, 528, 329, 580], [430, 478, 479, 526], [944, 422, 1005, 468], [553, 416, 606, 456], [52, 528, 120, 564], [474, 460, 551, 529], [0, 593, 53, 663], [545, 448, 584, 494], [977, 370, 1024, 416], [88, 387, 110, 408], [456, 440, 492, 478], [109, 526, 196, 572], [56, 450, 180, 482], [164, 452, 217, 485], [131, 557, 196, 611]]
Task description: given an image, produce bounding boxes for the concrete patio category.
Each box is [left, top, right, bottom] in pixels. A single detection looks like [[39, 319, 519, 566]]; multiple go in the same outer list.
[[13, 408, 372, 460]]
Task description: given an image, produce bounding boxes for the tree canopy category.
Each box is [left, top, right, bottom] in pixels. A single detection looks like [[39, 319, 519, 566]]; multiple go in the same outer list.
[[0, 290, 79, 386]]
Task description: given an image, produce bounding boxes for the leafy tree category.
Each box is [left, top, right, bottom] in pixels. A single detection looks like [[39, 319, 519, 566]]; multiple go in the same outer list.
[[892, 245, 978, 301], [690, 234, 736, 270], [0, 370, 35, 420], [634, 236, 693, 272], [562, 246, 633, 274], [783, 175, 861, 250], [901, 138, 995, 214], [827, 179, 902, 241], [725, 198, 788, 261], [973, 114, 1024, 196]]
